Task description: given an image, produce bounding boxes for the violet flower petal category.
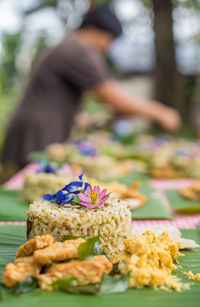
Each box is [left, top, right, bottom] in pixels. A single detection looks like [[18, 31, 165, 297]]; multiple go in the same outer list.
[[98, 189, 107, 200], [79, 193, 91, 203], [86, 185, 92, 195]]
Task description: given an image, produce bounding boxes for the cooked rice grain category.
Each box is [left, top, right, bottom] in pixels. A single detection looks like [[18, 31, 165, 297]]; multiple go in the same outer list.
[[27, 198, 132, 256], [21, 172, 73, 202]]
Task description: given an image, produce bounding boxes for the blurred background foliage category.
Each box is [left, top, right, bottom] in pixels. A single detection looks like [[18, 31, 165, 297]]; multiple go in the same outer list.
[[0, 0, 200, 150]]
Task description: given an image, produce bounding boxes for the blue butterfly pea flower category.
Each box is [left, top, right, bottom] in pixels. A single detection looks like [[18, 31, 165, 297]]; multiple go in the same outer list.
[[64, 181, 83, 193], [37, 162, 58, 174], [43, 174, 89, 205]]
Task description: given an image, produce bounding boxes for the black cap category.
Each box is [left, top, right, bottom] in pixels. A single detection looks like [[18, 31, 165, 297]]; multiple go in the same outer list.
[[80, 5, 122, 39]]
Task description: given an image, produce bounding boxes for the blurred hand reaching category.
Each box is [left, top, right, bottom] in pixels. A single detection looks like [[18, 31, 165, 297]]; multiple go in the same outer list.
[[155, 106, 181, 133]]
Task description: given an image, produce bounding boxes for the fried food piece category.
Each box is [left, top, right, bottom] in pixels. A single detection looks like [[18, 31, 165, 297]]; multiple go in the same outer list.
[[119, 182, 147, 208], [180, 181, 200, 201], [195, 273, 200, 281], [38, 255, 112, 291], [33, 238, 85, 264], [2, 256, 41, 288], [17, 234, 53, 257], [152, 165, 185, 179], [186, 271, 200, 282], [112, 231, 183, 291], [89, 179, 146, 209], [94, 255, 113, 274]]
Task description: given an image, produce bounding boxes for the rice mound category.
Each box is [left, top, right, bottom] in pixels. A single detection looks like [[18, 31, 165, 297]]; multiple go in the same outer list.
[[21, 172, 73, 202], [70, 156, 135, 180], [26, 197, 132, 256]]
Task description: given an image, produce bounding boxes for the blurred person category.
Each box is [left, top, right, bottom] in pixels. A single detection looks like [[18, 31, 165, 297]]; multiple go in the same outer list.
[[1, 4, 181, 174]]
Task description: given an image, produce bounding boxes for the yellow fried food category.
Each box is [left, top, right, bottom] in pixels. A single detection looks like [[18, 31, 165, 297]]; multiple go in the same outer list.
[[38, 255, 112, 291], [152, 165, 185, 179], [89, 179, 146, 209], [2, 256, 41, 288], [195, 273, 200, 281], [187, 271, 200, 281], [112, 231, 183, 291], [17, 234, 53, 257], [33, 238, 85, 264], [180, 181, 200, 201]]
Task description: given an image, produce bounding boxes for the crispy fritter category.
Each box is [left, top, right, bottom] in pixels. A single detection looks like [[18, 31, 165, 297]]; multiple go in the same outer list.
[[33, 238, 85, 264], [152, 165, 185, 179], [94, 255, 113, 274], [2, 256, 41, 288], [89, 179, 146, 209], [38, 255, 112, 291], [180, 181, 200, 201], [17, 234, 53, 257]]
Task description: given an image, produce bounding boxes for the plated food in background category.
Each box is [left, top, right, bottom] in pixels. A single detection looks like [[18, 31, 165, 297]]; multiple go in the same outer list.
[[166, 187, 200, 215], [133, 134, 200, 178], [31, 134, 200, 180], [88, 178, 147, 209], [180, 181, 200, 201], [26, 175, 132, 256], [20, 162, 78, 203], [45, 140, 140, 180], [151, 164, 185, 179]]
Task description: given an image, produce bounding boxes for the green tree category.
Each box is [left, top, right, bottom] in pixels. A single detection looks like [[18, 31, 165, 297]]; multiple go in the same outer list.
[[151, 0, 185, 114], [0, 31, 22, 92]]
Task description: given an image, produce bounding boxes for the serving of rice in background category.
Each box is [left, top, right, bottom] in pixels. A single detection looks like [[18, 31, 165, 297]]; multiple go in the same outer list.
[[27, 197, 132, 256], [45, 142, 144, 180], [21, 172, 74, 202]]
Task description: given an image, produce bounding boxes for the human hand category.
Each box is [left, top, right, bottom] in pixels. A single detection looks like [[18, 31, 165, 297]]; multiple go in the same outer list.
[[155, 106, 181, 133]]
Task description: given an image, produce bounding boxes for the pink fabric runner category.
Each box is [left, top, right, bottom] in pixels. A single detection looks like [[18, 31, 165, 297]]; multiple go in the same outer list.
[[2, 163, 200, 229]]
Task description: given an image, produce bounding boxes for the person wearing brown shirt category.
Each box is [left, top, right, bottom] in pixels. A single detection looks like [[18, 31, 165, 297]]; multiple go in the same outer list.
[[1, 5, 181, 174]]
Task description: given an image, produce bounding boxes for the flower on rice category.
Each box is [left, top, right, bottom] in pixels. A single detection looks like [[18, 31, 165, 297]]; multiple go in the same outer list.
[[79, 185, 110, 209], [37, 161, 58, 174], [43, 174, 89, 205], [76, 139, 97, 157]]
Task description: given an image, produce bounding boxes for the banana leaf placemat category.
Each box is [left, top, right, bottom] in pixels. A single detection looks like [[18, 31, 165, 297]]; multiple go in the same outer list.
[[118, 173, 172, 220], [0, 225, 200, 307], [166, 190, 200, 214], [0, 188, 27, 221], [0, 170, 172, 221]]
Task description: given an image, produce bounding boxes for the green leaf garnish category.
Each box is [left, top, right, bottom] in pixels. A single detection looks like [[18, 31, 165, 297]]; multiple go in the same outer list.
[[52, 274, 129, 296], [65, 284, 99, 295], [99, 274, 129, 295], [10, 277, 38, 295], [62, 235, 103, 257], [52, 276, 99, 295], [52, 276, 78, 291], [78, 236, 100, 260]]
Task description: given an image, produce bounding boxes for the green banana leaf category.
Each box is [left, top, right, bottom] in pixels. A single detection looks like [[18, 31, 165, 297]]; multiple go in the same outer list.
[[0, 226, 200, 307], [0, 170, 172, 221], [28, 151, 52, 163], [118, 172, 172, 220], [0, 188, 28, 221], [0, 183, 172, 222], [166, 190, 200, 214]]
